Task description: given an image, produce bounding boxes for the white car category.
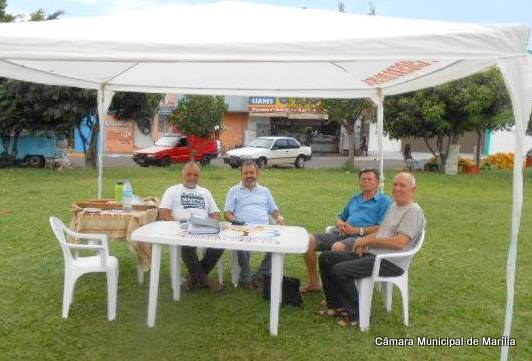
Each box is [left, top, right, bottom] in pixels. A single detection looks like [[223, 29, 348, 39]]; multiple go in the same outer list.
[[223, 136, 312, 169]]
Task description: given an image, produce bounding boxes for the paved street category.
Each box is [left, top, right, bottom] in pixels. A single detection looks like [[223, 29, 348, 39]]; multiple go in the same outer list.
[[70, 151, 433, 170]]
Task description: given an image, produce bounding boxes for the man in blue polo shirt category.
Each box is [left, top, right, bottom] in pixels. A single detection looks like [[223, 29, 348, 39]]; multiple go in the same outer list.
[[224, 160, 286, 288], [302, 168, 392, 293]]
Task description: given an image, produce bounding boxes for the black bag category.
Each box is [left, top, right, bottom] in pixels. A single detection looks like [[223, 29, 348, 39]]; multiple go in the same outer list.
[[262, 275, 303, 307]]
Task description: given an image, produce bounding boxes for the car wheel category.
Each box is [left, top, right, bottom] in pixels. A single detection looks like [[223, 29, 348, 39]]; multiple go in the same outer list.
[[256, 157, 267, 168], [26, 155, 45, 168], [295, 155, 305, 168], [160, 157, 171, 167], [139, 163, 149, 167], [200, 155, 211, 166]]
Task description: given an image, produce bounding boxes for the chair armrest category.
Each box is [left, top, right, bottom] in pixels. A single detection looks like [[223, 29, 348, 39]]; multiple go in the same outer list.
[[371, 250, 417, 279], [68, 242, 110, 266], [64, 228, 110, 265], [375, 250, 417, 261], [68, 244, 105, 251], [64, 227, 108, 245]]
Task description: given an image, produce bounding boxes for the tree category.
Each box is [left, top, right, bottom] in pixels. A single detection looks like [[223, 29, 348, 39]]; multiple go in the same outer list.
[[77, 92, 163, 168], [0, 0, 16, 22], [461, 68, 511, 165], [384, 67, 512, 171], [0, 4, 165, 168], [323, 98, 372, 169], [325, 1, 376, 170], [29, 8, 64, 21], [169, 95, 226, 160], [0, 79, 96, 158]]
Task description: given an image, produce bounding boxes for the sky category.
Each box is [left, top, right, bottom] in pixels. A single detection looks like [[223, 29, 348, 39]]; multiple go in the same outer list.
[[5, 0, 532, 48]]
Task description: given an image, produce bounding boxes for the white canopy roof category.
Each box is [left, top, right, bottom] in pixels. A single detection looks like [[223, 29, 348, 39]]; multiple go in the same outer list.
[[0, 1, 528, 98], [0, 4, 530, 360]]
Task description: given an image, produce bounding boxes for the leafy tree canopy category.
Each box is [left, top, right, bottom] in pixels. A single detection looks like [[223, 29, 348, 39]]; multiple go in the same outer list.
[[0, 0, 16, 22], [29, 8, 64, 21], [169, 95, 227, 138], [323, 98, 372, 169], [384, 67, 512, 169]]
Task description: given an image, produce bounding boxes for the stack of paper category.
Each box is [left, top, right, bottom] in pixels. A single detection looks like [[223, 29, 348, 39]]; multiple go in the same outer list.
[[188, 214, 220, 234]]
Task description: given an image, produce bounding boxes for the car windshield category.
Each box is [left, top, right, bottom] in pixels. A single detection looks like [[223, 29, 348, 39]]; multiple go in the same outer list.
[[155, 136, 179, 147], [247, 138, 274, 149]]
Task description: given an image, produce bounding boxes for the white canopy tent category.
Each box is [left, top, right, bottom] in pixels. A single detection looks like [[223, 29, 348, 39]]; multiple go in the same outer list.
[[0, 2, 529, 359]]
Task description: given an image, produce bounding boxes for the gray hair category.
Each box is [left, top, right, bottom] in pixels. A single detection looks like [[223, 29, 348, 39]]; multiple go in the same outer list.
[[182, 161, 201, 175], [395, 172, 416, 187], [241, 160, 259, 171]]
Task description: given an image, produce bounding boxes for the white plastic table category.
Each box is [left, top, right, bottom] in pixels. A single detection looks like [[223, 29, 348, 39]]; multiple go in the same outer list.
[[131, 221, 309, 335]]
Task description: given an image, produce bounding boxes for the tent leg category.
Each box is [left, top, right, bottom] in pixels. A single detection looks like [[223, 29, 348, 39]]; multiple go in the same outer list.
[[371, 90, 385, 190], [496, 56, 529, 361], [97, 87, 115, 199]]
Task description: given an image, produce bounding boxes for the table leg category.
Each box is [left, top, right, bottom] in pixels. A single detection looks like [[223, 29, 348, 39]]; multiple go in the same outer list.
[[231, 250, 240, 288], [147, 243, 161, 327], [169, 246, 176, 291], [173, 246, 181, 301], [278, 254, 284, 304], [269, 252, 284, 336]]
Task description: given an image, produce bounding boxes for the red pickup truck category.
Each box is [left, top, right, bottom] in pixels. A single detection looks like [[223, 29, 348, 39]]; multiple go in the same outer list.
[[132, 133, 219, 167]]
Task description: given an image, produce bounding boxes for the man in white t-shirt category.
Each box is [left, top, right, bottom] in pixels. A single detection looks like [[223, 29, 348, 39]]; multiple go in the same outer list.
[[159, 162, 223, 292]]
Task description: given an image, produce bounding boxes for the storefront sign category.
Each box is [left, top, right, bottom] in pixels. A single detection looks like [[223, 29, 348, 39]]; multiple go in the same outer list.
[[105, 117, 134, 153], [248, 97, 325, 113]]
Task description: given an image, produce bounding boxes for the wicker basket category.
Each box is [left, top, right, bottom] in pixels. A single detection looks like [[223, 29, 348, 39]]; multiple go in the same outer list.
[[74, 199, 122, 210], [73, 198, 158, 211]]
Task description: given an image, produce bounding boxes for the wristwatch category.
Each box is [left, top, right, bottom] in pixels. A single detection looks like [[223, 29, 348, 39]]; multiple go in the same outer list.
[[359, 227, 365, 236]]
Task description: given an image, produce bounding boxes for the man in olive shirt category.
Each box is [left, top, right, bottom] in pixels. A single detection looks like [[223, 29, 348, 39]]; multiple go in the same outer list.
[[319, 172, 425, 327]]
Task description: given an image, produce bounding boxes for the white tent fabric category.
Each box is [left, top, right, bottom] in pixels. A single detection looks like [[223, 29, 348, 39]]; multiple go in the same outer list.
[[0, 1, 528, 97], [497, 56, 531, 360], [0, 2, 529, 359]]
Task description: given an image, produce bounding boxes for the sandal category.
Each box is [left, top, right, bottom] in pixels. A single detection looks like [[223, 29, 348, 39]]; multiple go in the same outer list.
[[317, 308, 347, 318], [337, 316, 358, 328], [300, 285, 322, 294]]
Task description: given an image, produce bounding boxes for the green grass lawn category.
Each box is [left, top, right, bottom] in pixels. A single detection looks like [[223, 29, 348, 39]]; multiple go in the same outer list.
[[0, 165, 531, 361]]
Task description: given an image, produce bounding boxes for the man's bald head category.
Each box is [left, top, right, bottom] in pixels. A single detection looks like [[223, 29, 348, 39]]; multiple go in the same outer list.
[[395, 172, 416, 187], [182, 161, 201, 188], [182, 161, 201, 175], [392, 172, 416, 206]]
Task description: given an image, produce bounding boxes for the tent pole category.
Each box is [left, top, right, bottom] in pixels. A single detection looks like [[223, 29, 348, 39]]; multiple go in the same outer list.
[[377, 90, 385, 190], [496, 57, 529, 361], [97, 88, 105, 199], [96, 87, 115, 199], [371, 90, 385, 190]]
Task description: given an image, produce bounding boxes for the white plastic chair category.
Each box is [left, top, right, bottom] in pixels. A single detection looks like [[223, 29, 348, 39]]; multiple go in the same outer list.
[[356, 229, 425, 331], [49, 216, 119, 321]]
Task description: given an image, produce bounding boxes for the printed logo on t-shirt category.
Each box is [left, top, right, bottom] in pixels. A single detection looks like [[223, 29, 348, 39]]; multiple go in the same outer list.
[[180, 192, 206, 209]]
